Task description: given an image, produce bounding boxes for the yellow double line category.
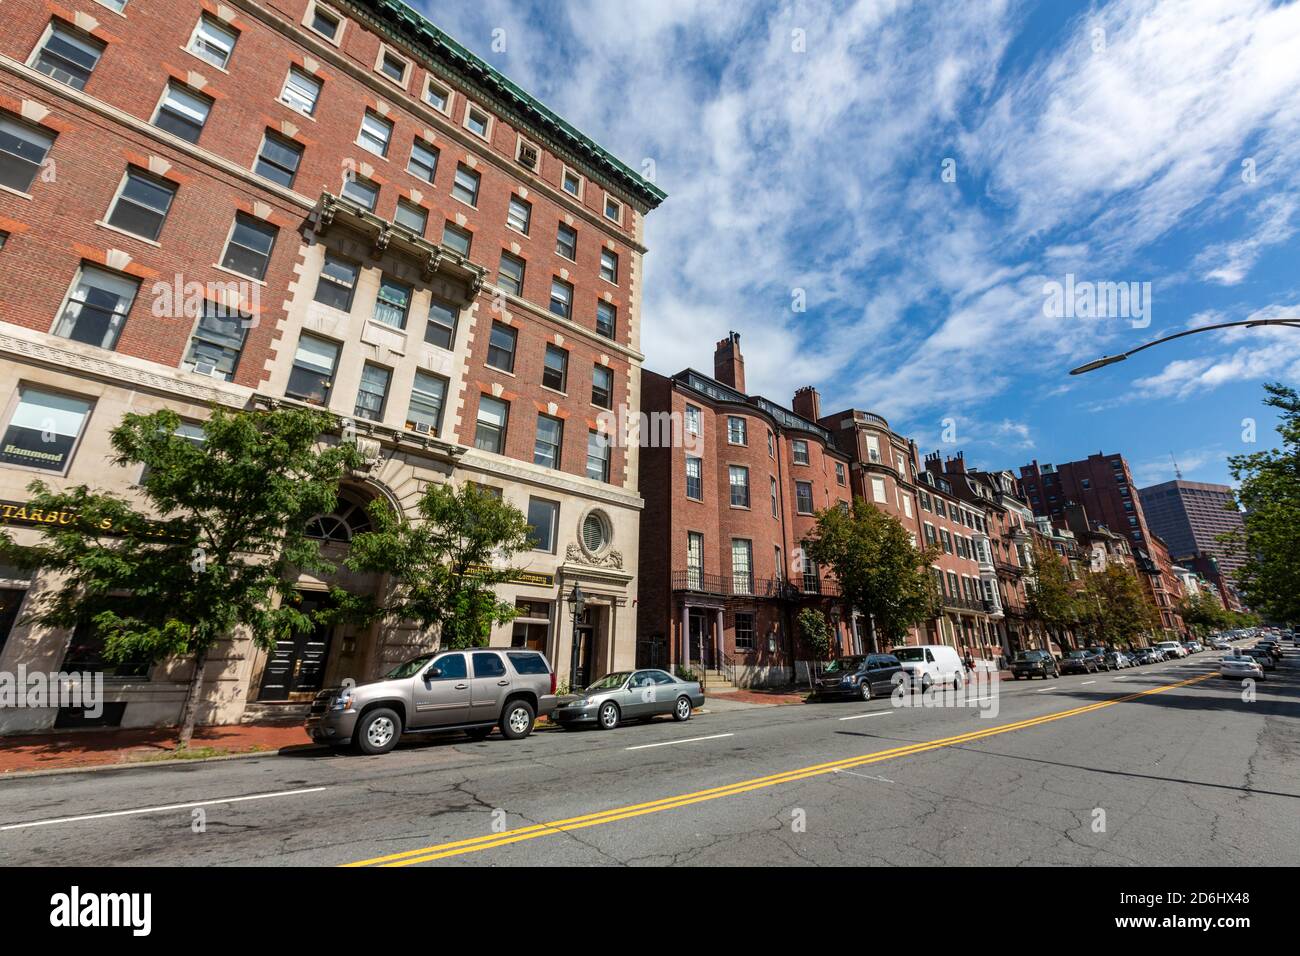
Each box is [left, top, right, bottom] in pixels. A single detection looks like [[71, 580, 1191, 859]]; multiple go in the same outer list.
[[345, 672, 1213, 866]]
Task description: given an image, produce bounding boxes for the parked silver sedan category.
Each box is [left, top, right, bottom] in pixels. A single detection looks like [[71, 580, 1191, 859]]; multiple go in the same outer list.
[[553, 669, 705, 730]]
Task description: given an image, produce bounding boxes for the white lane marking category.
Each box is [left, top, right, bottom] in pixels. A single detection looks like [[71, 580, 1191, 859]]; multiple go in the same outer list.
[[964, 696, 996, 703], [838, 711, 893, 721], [1035, 686, 1058, 692], [834, 768, 894, 783], [1081, 680, 1097, 685], [0, 787, 328, 832], [625, 733, 734, 751]]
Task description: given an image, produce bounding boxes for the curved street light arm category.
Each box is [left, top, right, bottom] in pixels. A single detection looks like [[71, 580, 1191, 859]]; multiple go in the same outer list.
[[1069, 319, 1300, 375]]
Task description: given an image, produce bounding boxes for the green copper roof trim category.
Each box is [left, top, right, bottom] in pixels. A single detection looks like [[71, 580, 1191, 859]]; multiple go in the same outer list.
[[356, 0, 666, 209]]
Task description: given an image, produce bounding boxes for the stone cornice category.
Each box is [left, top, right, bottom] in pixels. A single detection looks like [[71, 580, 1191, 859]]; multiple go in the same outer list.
[[458, 449, 644, 510]]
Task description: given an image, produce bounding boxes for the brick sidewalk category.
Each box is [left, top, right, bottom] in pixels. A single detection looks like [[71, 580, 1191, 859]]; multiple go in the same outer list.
[[707, 687, 808, 706], [0, 723, 317, 776]]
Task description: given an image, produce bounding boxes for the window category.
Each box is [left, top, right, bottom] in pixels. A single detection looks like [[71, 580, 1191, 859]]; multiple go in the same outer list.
[[0, 114, 53, 200], [441, 222, 472, 257], [527, 498, 559, 552], [33, 21, 105, 90], [341, 174, 378, 211], [408, 140, 438, 182], [1081, 478, 1091, 490], [54, 265, 138, 349], [379, 49, 407, 84], [286, 334, 339, 404], [184, 306, 246, 389], [687, 532, 704, 588], [729, 465, 750, 508], [685, 405, 701, 435], [358, 111, 392, 157], [1, 387, 92, 472], [425, 298, 458, 349], [795, 480, 813, 514], [767, 430, 776, 457], [533, 414, 562, 469], [549, 279, 573, 319], [735, 612, 756, 651], [587, 430, 611, 482], [354, 363, 390, 421], [604, 195, 622, 222], [152, 83, 211, 143], [685, 456, 702, 500], [924, 523, 937, 546], [562, 168, 582, 197], [99, 0, 128, 11], [865, 435, 881, 463], [902, 493, 913, 518], [507, 196, 531, 235], [452, 164, 480, 206], [106, 168, 176, 241], [542, 344, 568, 392], [314, 253, 358, 311], [727, 416, 747, 445], [511, 604, 551, 652], [487, 322, 517, 372], [770, 475, 778, 516], [731, 539, 753, 594], [221, 214, 276, 280], [475, 396, 508, 453], [188, 16, 237, 70], [871, 476, 887, 503], [406, 371, 447, 434], [592, 365, 613, 409], [254, 131, 303, 188], [424, 78, 451, 114], [600, 248, 618, 283], [280, 68, 321, 115], [497, 252, 525, 295], [556, 223, 577, 260], [941, 529, 953, 554], [792, 440, 809, 465], [309, 4, 341, 40], [596, 301, 617, 339], [464, 105, 490, 139], [835, 461, 846, 486], [394, 199, 427, 235], [372, 276, 411, 329]]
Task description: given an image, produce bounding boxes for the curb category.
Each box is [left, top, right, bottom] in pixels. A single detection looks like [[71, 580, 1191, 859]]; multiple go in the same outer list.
[[0, 742, 328, 781]]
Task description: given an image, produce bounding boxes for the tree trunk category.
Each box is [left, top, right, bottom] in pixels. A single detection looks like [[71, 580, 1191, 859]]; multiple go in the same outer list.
[[176, 646, 209, 748]]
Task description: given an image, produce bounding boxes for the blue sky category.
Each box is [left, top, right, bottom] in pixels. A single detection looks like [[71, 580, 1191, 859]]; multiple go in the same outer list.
[[414, 0, 1300, 488]]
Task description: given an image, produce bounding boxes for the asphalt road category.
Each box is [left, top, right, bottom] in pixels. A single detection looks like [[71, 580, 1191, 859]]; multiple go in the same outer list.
[[2, 646, 1297, 866]]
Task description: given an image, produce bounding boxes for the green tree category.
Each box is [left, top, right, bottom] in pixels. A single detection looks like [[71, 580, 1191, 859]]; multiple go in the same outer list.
[[1177, 590, 1229, 638], [1025, 540, 1081, 652], [803, 498, 939, 650], [343, 482, 533, 649], [1079, 563, 1159, 648], [1225, 382, 1300, 623], [796, 607, 833, 660], [0, 406, 360, 746]]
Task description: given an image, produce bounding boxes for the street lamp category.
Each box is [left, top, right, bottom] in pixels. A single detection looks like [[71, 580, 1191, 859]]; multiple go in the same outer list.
[[1069, 319, 1300, 375], [566, 583, 586, 691]]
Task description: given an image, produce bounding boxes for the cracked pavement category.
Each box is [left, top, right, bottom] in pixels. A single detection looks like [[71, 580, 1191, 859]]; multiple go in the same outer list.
[[1, 649, 1296, 866]]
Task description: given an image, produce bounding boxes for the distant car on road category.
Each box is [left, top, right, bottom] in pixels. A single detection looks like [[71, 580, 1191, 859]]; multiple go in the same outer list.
[[812, 654, 907, 701], [1134, 648, 1160, 665], [1103, 651, 1130, 669], [1255, 640, 1284, 660], [1011, 650, 1059, 680], [1155, 641, 1186, 659], [553, 669, 704, 730], [1220, 655, 1265, 681], [1060, 651, 1097, 675], [1243, 647, 1276, 671], [1084, 649, 1111, 671]]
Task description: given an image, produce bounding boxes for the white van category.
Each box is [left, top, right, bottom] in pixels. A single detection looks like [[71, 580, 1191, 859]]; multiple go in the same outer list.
[[890, 645, 965, 691], [1155, 640, 1185, 659]]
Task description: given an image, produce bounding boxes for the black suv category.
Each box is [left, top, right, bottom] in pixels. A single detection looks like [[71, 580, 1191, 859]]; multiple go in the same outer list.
[[814, 654, 907, 701], [1011, 650, 1058, 680]]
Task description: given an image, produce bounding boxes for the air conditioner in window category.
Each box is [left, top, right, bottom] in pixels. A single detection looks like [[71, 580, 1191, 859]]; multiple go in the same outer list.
[[412, 421, 431, 435], [517, 142, 539, 170], [192, 361, 218, 377]]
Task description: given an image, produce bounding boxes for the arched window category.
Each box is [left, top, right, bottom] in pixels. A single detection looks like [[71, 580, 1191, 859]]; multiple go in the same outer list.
[[305, 491, 373, 543]]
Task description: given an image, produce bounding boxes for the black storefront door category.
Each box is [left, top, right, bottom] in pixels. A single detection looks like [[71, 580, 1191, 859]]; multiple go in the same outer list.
[[259, 591, 335, 701], [0, 588, 25, 658]]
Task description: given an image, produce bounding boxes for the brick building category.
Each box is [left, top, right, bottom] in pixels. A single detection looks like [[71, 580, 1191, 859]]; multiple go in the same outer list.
[[0, 0, 663, 730], [638, 334, 854, 688]]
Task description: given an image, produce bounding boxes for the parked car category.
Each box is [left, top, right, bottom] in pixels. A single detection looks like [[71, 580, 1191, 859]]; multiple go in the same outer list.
[[1210, 639, 1231, 651], [307, 649, 559, 754], [553, 669, 705, 730], [1155, 641, 1186, 659], [1243, 647, 1276, 671], [1011, 649, 1059, 680], [1134, 648, 1160, 665], [812, 654, 907, 700], [1220, 655, 1265, 681], [1060, 651, 1097, 675], [1103, 651, 1130, 669], [1084, 649, 1111, 671], [890, 644, 966, 691]]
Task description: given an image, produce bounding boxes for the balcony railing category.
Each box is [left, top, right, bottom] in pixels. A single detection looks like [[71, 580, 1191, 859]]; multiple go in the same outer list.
[[672, 570, 729, 595], [941, 595, 991, 614], [672, 571, 840, 599]]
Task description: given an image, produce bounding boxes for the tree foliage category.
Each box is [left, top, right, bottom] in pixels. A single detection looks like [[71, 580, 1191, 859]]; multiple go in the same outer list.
[[1177, 589, 1230, 637], [796, 607, 833, 660], [1078, 563, 1159, 647], [804, 498, 939, 647], [1025, 539, 1081, 640], [343, 482, 533, 649], [1226, 382, 1300, 624]]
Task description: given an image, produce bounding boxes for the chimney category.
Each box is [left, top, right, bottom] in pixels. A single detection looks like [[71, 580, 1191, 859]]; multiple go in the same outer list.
[[792, 386, 820, 422], [714, 331, 745, 392], [945, 451, 966, 474]]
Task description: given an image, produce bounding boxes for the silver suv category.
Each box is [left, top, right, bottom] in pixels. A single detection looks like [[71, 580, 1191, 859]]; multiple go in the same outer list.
[[306, 648, 558, 754]]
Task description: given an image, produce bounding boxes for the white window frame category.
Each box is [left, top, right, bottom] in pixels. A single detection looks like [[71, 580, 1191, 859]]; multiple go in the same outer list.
[[374, 43, 411, 90], [0, 384, 95, 477], [279, 67, 322, 117], [561, 165, 584, 200], [302, 0, 346, 46], [515, 135, 541, 172], [603, 194, 623, 224], [422, 75, 453, 115], [185, 14, 238, 72], [462, 102, 493, 141], [357, 110, 393, 158]]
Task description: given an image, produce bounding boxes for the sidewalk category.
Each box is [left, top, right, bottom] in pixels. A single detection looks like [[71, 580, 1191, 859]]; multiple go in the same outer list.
[[0, 722, 318, 776]]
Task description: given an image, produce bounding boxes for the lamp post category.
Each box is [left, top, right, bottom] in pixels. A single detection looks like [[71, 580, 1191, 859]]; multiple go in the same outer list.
[[1069, 319, 1300, 376], [566, 583, 586, 691]]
